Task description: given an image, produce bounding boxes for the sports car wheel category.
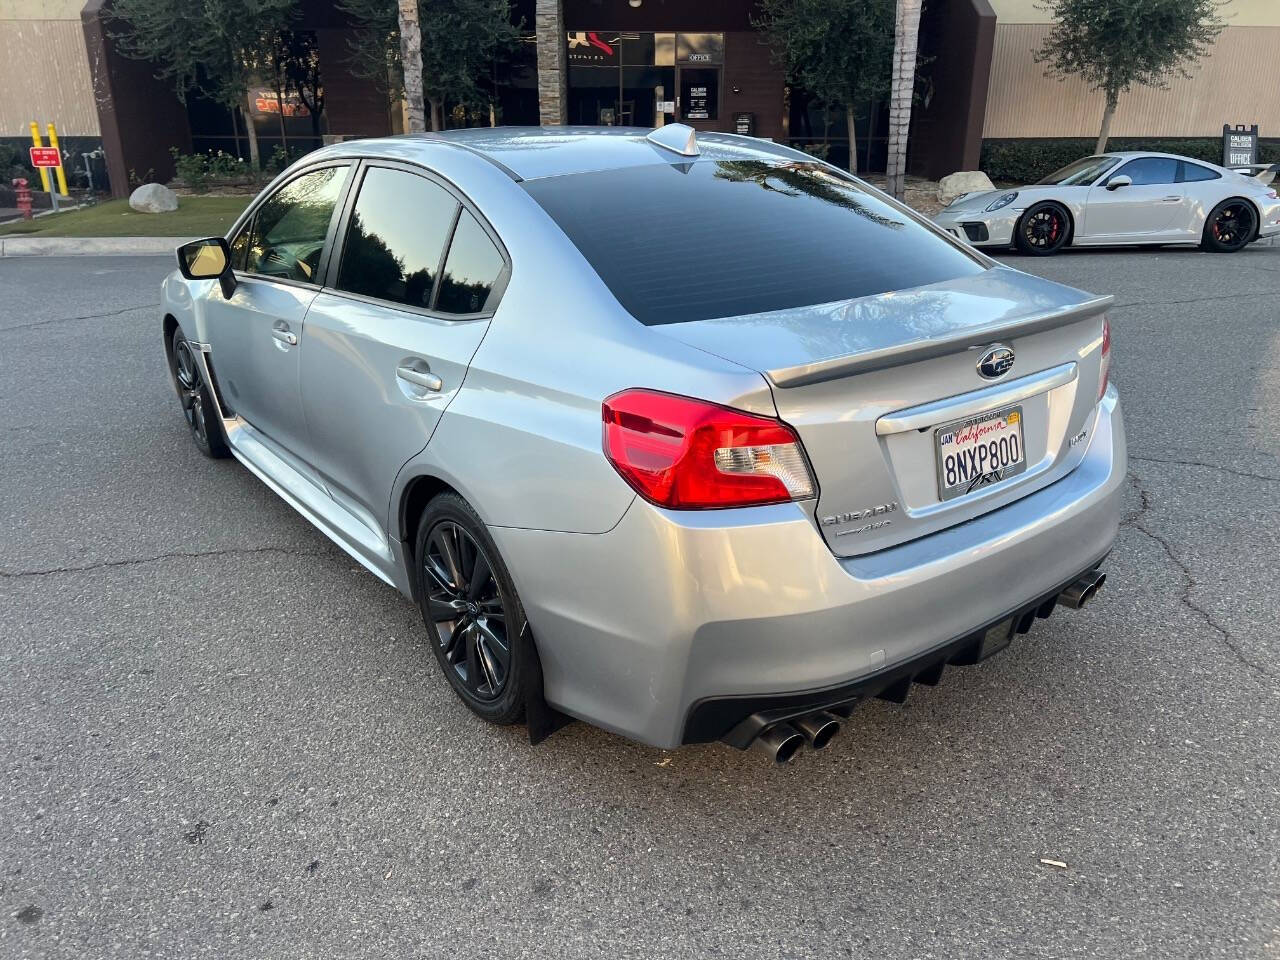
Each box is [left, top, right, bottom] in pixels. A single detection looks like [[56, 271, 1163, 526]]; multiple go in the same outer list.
[[415, 493, 532, 725], [1201, 199, 1257, 253], [169, 327, 230, 458], [1015, 202, 1070, 256]]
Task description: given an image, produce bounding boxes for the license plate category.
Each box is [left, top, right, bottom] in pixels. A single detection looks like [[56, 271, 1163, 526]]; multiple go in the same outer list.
[[935, 404, 1026, 501]]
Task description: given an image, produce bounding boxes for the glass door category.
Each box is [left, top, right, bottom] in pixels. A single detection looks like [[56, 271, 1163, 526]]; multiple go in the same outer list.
[[678, 68, 719, 122], [674, 33, 723, 124]]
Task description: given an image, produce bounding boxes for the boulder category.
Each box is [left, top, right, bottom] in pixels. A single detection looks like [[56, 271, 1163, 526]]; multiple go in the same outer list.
[[128, 183, 179, 214], [937, 170, 995, 205]]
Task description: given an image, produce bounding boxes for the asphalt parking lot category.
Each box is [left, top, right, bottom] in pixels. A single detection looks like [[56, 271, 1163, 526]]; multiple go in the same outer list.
[[2, 244, 1278, 959]]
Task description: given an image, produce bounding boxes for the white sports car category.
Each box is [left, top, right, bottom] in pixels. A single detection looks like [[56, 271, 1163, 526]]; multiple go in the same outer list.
[[934, 152, 1280, 255]]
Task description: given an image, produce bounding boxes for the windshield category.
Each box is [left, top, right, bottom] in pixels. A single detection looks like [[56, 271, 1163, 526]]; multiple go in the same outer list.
[[523, 159, 985, 326], [1037, 156, 1121, 186]]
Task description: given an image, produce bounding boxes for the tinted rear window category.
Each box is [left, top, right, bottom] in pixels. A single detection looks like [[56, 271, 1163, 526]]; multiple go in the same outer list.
[[522, 159, 985, 326]]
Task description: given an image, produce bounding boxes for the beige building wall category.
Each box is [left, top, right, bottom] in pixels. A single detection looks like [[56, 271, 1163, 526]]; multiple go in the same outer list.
[[0, 0, 100, 137], [983, 0, 1280, 139]]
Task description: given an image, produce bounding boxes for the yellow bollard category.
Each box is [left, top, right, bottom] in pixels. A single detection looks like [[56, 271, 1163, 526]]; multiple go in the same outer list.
[[46, 123, 69, 197], [29, 122, 51, 193]]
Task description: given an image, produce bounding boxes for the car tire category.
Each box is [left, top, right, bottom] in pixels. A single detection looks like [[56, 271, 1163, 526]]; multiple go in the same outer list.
[[414, 492, 532, 726], [1200, 199, 1257, 253], [1015, 201, 1071, 256], [168, 326, 230, 458]]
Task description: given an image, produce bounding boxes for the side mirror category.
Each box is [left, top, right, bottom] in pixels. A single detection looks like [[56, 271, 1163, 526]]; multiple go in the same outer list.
[[1106, 175, 1132, 191], [177, 237, 236, 298]]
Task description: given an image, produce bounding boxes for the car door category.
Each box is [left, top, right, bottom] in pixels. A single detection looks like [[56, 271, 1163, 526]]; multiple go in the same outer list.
[[1176, 160, 1225, 239], [1083, 156, 1182, 241], [299, 162, 509, 538], [208, 163, 351, 461]]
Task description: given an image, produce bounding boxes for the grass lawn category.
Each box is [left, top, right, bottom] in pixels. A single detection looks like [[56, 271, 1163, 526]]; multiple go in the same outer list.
[[0, 196, 250, 238]]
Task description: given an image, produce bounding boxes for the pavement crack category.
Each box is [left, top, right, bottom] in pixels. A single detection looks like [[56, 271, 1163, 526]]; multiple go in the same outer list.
[[1111, 290, 1280, 310], [0, 545, 337, 580], [1130, 454, 1280, 484], [0, 302, 156, 333], [1123, 472, 1274, 680]]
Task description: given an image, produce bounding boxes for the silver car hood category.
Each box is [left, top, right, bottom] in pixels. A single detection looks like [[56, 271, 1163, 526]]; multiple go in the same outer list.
[[655, 266, 1111, 388]]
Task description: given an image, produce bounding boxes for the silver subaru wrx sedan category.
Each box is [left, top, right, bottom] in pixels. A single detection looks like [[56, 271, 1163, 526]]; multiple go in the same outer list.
[[162, 125, 1125, 762]]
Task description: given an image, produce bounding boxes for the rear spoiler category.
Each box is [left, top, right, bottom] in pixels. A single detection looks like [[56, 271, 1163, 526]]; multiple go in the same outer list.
[[1229, 163, 1279, 186], [767, 294, 1114, 388]]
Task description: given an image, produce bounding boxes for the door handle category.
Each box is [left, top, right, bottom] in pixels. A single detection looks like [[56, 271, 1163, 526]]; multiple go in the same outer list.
[[271, 320, 297, 346], [397, 361, 443, 393], [1162, 195, 1182, 202]]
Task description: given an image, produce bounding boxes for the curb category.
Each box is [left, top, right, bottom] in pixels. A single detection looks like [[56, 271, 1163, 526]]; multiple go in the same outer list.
[[0, 236, 194, 258]]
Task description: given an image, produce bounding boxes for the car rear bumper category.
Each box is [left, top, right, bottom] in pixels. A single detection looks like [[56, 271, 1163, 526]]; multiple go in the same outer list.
[[1255, 196, 1280, 238], [491, 388, 1126, 749]]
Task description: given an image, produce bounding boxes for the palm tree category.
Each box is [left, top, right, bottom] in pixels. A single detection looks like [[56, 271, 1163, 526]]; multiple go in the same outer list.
[[884, 0, 922, 200], [397, 0, 426, 132]]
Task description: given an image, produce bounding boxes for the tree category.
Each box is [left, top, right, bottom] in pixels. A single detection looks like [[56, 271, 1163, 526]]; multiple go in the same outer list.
[[884, 0, 922, 200], [109, 0, 296, 168], [398, 0, 426, 132], [1035, 0, 1225, 154], [280, 31, 326, 142], [755, 0, 895, 174], [340, 0, 521, 132]]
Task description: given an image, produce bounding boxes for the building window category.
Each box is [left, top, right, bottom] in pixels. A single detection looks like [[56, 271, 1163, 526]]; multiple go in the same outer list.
[[565, 32, 722, 127]]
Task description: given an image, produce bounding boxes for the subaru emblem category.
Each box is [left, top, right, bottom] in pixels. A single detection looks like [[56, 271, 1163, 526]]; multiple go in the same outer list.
[[977, 344, 1015, 380]]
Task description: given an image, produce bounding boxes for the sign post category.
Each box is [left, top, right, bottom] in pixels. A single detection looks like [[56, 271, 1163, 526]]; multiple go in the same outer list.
[[1223, 123, 1259, 168], [29, 145, 64, 213], [28, 121, 67, 213]]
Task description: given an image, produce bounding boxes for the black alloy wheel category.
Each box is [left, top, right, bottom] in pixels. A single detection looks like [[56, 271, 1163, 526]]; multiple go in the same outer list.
[[423, 519, 511, 701], [169, 328, 229, 458], [1202, 200, 1257, 253], [1016, 202, 1070, 255]]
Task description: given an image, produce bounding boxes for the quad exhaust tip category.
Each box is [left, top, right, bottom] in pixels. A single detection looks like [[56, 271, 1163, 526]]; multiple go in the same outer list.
[[754, 723, 806, 764], [753, 711, 843, 763], [1059, 570, 1106, 610], [792, 711, 842, 750]]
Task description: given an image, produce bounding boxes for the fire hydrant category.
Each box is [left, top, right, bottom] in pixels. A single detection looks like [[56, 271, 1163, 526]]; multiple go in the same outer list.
[[12, 178, 32, 220]]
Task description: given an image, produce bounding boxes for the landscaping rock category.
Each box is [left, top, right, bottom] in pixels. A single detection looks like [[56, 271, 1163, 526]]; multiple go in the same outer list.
[[128, 183, 179, 214], [937, 170, 995, 205]]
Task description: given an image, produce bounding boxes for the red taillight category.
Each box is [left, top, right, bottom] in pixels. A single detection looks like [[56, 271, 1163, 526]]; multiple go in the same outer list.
[[601, 389, 816, 509], [1098, 316, 1112, 402]]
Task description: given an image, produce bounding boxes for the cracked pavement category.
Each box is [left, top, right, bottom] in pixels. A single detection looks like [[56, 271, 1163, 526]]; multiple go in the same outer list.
[[2, 251, 1278, 958]]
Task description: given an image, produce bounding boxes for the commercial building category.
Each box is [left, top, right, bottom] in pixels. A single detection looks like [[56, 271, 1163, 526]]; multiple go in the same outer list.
[[1, 0, 1277, 199]]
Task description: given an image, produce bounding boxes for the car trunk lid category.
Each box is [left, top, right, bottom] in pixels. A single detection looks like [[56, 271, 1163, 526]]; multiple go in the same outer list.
[[656, 267, 1112, 556]]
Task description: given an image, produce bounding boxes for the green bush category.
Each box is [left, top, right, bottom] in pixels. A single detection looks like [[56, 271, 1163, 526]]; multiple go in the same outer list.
[[0, 142, 33, 181], [981, 137, 1280, 184]]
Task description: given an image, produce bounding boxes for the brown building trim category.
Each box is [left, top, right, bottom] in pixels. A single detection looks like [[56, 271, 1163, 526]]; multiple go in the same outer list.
[[81, 0, 191, 198], [910, 0, 996, 179]]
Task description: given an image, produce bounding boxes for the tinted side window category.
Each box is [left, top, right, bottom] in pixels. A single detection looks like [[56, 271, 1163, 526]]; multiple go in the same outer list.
[[436, 211, 505, 315], [336, 167, 459, 309], [245, 166, 348, 283], [1114, 157, 1178, 186], [1180, 162, 1220, 183]]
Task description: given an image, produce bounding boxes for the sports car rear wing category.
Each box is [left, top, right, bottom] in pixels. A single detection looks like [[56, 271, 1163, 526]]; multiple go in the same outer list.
[[1229, 163, 1279, 186]]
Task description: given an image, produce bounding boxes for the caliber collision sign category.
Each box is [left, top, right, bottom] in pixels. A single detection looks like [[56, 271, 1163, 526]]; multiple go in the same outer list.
[[1223, 124, 1258, 167]]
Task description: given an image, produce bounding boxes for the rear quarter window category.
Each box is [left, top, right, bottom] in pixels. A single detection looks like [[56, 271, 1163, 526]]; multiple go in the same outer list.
[[522, 158, 985, 326]]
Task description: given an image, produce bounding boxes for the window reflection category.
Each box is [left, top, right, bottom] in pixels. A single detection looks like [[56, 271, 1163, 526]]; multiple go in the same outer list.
[[336, 168, 459, 309], [244, 166, 347, 283], [436, 211, 504, 315], [522, 158, 983, 326]]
